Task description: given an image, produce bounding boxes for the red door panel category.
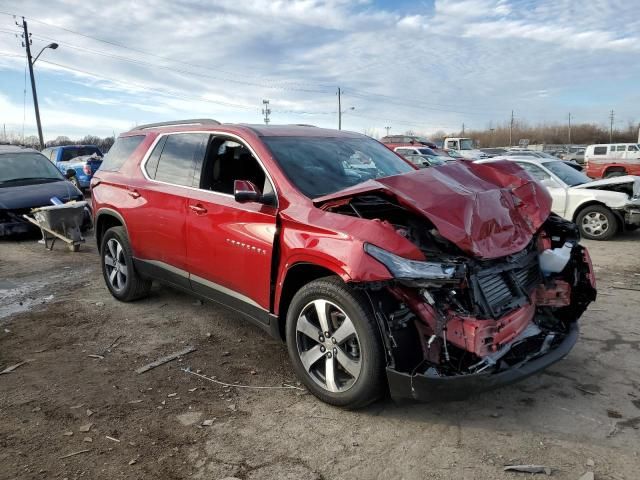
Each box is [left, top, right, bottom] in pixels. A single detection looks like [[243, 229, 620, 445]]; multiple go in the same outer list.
[[186, 190, 276, 311]]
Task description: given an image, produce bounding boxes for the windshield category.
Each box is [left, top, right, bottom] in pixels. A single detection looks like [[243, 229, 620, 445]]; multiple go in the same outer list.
[[0, 152, 64, 185], [262, 136, 415, 198], [459, 139, 474, 150], [447, 149, 463, 158], [61, 146, 101, 162], [543, 161, 591, 186]]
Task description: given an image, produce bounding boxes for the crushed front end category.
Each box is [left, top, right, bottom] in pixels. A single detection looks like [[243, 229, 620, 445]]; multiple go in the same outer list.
[[362, 213, 596, 400]]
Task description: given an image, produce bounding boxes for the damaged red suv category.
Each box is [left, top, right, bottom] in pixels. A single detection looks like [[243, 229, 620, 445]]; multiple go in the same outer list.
[[92, 119, 596, 408]]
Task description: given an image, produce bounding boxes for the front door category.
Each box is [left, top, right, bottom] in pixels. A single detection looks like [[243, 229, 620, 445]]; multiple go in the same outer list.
[[186, 135, 277, 323]]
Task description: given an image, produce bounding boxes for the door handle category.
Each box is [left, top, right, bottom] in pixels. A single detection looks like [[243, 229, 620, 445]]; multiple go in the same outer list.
[[189, 204, 208, 215], [127, 189, 141, 199]]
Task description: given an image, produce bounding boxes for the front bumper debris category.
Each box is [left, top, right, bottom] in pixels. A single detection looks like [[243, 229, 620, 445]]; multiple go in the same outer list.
[[386, 322, 579, 402], [0, 220, 35, 237]]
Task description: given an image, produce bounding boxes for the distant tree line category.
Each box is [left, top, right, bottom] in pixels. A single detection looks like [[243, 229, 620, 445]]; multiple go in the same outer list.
[[429, 120, 640, 147], [1, 133, 115, 152]]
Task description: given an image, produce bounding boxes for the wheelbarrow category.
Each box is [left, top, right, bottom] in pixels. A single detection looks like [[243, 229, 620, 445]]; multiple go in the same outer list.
[[22, 201, 88, 252]]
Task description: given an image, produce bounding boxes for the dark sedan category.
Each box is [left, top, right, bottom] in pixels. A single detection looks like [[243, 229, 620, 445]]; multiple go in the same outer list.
[[0, 145, 85, 237]]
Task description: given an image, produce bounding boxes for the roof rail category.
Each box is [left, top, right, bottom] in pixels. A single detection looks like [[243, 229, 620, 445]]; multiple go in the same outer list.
[[130, 119, 221, 131]]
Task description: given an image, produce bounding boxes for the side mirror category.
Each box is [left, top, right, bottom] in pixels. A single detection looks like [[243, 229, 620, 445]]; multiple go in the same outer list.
[[234, 180, 261, 203], [65, 169, 76, 179]]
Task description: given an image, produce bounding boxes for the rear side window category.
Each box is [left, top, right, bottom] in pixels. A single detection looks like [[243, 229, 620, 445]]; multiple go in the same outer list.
[[101, 135, 145, 171], [153, 133, 207, 187], [144, 136, 168, 179], [593, 146, 607, 155], [616, 145, 626, 152]]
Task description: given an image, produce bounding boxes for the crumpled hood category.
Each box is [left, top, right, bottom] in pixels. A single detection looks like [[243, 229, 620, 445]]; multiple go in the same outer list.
[[573, 175, 640, 197], [315, 161, 552, 259], [0, 181, 82, 210]]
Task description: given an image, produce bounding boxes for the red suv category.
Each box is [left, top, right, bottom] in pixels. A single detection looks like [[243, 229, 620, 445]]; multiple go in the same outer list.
[[92, 119, 596, 408]]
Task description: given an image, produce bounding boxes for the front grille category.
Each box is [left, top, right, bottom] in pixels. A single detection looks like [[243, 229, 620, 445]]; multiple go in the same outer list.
[[471, 249, 542, 318]]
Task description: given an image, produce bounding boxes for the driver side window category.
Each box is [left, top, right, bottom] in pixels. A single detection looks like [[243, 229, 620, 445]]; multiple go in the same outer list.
[[516, 162, 550, 182], [195, 136, 274, 199]]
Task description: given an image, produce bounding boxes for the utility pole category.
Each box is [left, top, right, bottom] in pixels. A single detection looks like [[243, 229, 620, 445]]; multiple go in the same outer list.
[[262, 99, 271, 125], [609, 110, 614, 143], [337, 87, 342, 130], [384, 126, 391, 137], [509, 110, 514, 147], [461, 123, 465, 135], [20, 18, 44, 149], [568, 113, 572, 145]]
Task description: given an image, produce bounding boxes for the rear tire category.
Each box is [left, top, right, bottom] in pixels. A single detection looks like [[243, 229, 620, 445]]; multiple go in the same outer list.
[[604, 170, 625, 178], [285, 276, 385, 409], [576, 205, 618, 240], [100, 226, 151, 301]]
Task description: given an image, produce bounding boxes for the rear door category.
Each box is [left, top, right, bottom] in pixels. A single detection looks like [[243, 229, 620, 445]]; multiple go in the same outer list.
[[516, 161, 568, 216], [129, 132, 208, 288], [186, 134, 277, 321]]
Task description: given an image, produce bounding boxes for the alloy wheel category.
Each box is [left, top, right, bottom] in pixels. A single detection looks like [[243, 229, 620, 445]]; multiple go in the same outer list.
[[295, 299, 362, 393], [581, 211, 609, 238], [104, 238, 128, 292]]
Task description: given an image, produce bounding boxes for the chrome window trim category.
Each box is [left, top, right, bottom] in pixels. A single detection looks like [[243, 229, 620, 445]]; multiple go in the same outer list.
[[139, 130, 279, 205]]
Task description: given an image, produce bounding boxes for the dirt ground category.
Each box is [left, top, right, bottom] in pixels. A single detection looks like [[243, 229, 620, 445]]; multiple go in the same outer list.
[[1, 229, 640, 480]]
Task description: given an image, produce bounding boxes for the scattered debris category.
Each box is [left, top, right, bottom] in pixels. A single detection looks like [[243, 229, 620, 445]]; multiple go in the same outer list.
[[83, 437, 92, 443], [250, 370, 257, 375], [63, 431, 73, 436], [0, 360, 31, 375], [503, 465, 552, 475], [575, 385, 599, 395], [87, 354, 104, 360], [579, 472, 595, 480], [611, 286, 640, 292], [95, 302, 105, 307], [128, 458, 137, 465], [586, 459, 595, 467], [607, 409, 623, 419], [188, 387, 198, 393], [70, 404, 85, 409], [128, 399, 144, 404], [59, 449, 90, 459], [202, 419, 215, 426], [31, 406, 41, 413], [105, 436, 120, 443], [98, 335, 122, 357], [86, 409, 94, 417], [79, 423, 93, 433], [167, 392, 177, 397], [135, 346, 197, 374], [181, 367, 304, 391]]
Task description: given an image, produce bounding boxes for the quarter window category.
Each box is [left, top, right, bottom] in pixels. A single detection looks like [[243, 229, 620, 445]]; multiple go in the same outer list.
[[101, 135, 145, 172], [154, 133, 207, 187], [593, 146, 607, 155], [144, 136, 167, 179], [616, 145, 626, 151]]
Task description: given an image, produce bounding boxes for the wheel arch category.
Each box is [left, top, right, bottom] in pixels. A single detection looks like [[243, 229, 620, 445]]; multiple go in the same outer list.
[[275, 262, 347, 341], [95, 209, 128, 249], [603, 165, 627, 177]]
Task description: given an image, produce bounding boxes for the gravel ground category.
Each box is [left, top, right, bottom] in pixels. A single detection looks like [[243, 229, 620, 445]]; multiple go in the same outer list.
[[1, 229, 639, 480]]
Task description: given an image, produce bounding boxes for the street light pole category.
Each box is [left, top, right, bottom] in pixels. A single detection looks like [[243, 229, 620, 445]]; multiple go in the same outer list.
[[21, 18, 44, 149], [20, 18, 58, 150]]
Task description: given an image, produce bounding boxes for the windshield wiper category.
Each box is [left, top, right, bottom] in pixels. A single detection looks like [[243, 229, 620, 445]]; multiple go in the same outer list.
[[0, 177, 61, 185]]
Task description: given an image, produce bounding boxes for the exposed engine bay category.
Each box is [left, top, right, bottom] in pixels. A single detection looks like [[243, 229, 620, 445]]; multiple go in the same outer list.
[[324, 193, 597, 387]]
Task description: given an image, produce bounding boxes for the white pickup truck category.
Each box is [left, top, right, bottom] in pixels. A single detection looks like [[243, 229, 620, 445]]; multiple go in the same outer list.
[[443, 138, 488, 160]]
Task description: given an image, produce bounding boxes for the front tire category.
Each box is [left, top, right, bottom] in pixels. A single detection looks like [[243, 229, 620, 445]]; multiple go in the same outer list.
[[577, 205, 618, 240], [285, 277, 385, 409], [100, 226, 151, 301]]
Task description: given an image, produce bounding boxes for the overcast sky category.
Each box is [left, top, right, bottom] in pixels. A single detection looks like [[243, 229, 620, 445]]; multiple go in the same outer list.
[[0, 0, 638, 141]]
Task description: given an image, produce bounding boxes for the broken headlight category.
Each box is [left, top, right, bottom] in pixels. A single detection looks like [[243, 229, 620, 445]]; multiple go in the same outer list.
[[364, 243, 463, 281]]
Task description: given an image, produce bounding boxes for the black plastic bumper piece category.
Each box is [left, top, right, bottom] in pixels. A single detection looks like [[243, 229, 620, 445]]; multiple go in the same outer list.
[[386, 322, 579, 402]]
